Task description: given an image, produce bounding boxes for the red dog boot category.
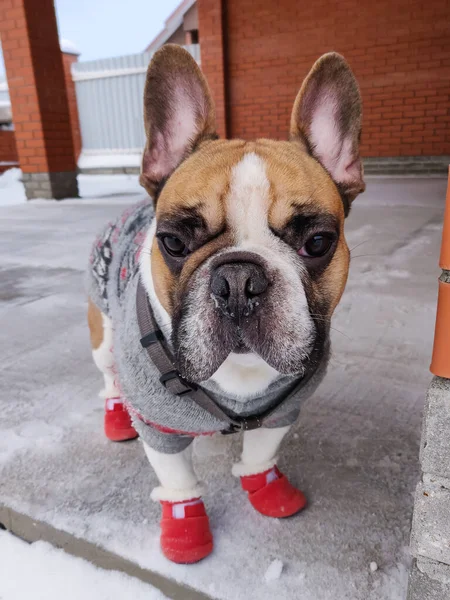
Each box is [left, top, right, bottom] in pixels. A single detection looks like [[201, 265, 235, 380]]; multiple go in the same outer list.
[[160, 498, 213, 564], [240, 466, 307, 518], [104, 398, 138, 442]]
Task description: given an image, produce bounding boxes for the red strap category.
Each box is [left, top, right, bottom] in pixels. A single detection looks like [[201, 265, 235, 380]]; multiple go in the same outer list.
[[125, 402, 216, 436], [240, 466, 281, 492], [161, 499, 205, 519]]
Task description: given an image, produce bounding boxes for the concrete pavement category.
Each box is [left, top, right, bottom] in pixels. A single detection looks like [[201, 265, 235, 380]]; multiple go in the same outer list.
[[0, 175, 447, 600]]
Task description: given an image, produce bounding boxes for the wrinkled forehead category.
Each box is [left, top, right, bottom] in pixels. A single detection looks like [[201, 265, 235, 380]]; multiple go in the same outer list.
[[155, 139, 345, 233]]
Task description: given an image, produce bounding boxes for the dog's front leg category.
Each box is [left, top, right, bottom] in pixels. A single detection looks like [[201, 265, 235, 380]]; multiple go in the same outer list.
[[143, 442, 213, 563], [232, 426, 291, 477], [233, 427, 308, 518], [143, 442, 203, 502]]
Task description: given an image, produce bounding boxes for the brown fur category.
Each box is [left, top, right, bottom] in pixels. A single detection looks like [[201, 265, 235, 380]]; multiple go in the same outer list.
[[87, 298, 103, 350]]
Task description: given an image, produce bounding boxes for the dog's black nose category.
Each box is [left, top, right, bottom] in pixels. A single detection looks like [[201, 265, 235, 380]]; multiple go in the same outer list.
[[210, 262, 268, 320]]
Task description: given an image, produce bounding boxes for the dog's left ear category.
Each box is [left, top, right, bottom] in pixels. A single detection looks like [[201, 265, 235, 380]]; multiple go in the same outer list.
[[140, 44, 216, 198], [290, 53, 365, 215]]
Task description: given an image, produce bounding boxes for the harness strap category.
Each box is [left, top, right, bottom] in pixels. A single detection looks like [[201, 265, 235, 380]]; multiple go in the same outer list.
[[135, 277, 304, 434]]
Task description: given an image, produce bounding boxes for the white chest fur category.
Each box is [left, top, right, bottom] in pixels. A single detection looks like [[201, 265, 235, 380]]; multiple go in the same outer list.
[[209, 351, 279, 400]]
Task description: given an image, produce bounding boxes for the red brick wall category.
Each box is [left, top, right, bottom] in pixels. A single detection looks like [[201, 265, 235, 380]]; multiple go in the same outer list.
[[0, 0, 76, 174], [0, 130, 19, 173], [199, 0, 450, 156], [0, 51, 81, 172], [198, 0, 228, 138], [62, 52, 82, 160]]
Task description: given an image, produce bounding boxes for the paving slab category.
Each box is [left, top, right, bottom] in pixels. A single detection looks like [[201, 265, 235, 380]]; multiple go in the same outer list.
[[408, 561, 450, 600], [0, 176, 447, 600]]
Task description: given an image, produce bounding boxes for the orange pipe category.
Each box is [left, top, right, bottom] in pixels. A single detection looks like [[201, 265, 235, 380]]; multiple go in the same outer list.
[[439, 167, 450, 269], [430, 167, 450, 377], [430, 279, 450, 377]]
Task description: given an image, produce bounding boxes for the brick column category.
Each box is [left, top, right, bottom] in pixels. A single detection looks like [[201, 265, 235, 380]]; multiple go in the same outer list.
[[198, 0, 228, 138], [0, 130, 19, 173], [62, 50, 82, 160], [0, 0, 78, 200]]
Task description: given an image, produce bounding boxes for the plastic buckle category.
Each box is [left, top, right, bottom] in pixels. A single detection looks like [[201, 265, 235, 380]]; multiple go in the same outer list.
[[140, 330, 164, 348], [221, 422, 243, 435], [242, 416, 262, 431], [159, 370, 198, 396], [221, 415, 263, 435]]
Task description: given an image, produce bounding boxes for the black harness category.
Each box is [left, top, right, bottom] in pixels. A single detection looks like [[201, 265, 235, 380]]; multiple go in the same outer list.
[[136, 277, 308, 434]]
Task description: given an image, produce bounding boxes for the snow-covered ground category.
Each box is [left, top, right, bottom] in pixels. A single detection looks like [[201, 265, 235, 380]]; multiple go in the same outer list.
[[0, 168, 144, 206], [0, 167, 26, 205], [0, 171, 448, 600], [77, 172, 144, 199], [0, 530, 167, 600]]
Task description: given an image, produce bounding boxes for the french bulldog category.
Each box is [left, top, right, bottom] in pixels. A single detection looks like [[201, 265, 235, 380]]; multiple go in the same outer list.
[[87, 44, 365, 564]]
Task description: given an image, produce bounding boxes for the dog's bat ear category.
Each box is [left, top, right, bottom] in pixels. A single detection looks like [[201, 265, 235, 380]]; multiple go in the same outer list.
[[290, 53, 365, 215], [140, 44, 216, 198]]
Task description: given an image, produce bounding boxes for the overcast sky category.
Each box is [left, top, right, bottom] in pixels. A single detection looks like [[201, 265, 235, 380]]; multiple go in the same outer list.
[[1, 0, 181, 77]]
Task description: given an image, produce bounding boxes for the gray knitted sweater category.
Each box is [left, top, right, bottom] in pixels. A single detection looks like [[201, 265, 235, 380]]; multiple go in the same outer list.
[[88, 201, 328, 453]]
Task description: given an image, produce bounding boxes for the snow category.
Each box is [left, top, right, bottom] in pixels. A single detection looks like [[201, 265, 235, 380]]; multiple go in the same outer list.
[[0, 167, 25, 206], [0, 167, 21, 183], [264, 559, 284, 583], [0, 530, 167, 600], [77, 173, 144, 198], [0, 175, 448, 600], [59, 38, 80, 56], [0, 169, 144, 207], [78, 151, 141, 170]]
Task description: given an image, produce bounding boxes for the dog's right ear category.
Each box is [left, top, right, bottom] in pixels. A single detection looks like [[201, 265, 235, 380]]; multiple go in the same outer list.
[[140, 44, 217, 198]]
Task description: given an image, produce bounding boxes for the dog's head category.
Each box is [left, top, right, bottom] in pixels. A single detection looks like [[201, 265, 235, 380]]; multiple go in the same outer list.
[[140, 45, 364, 386]]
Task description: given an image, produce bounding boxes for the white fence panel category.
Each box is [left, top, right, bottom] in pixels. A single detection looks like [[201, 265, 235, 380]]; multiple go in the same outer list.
[[73, 45, 200, 171], [0, 79, 12, 124]]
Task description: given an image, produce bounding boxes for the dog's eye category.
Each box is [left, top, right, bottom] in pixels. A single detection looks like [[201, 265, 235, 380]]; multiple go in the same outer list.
[[161, 235, 190, 257], [299, 233, 333, 258]]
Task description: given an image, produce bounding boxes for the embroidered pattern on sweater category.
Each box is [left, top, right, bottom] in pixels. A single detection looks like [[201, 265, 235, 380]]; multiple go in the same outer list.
[[90, 200, 152, 312]]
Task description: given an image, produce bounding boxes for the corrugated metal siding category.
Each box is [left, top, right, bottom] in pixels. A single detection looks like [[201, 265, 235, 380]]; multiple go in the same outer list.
[[72, 45, 200, 162]]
